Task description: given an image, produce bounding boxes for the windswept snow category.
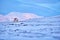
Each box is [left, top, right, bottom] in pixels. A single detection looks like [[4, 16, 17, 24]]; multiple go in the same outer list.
[[0, 14, 60, 40]]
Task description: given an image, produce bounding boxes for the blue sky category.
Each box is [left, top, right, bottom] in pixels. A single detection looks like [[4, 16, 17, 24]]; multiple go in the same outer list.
[[0, 0, 60, 16]]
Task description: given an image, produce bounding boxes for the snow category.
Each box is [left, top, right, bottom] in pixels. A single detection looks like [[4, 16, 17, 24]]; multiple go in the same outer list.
[[0, 16, 60, 40], [0, 12, 42, 22]]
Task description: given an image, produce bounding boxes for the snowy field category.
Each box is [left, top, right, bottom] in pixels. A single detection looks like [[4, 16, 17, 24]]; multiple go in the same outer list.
[[0, 16, 60, 40]]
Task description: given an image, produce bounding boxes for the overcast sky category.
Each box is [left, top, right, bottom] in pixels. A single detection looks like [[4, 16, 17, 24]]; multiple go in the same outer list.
[[0, 0, 60, 16]]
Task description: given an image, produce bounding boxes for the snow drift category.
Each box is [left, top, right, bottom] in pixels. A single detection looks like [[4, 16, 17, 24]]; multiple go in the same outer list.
[[0, 12, 43, 22]]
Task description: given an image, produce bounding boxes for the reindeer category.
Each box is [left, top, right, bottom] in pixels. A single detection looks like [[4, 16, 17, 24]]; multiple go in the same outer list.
[[14, 18, 18, 22]]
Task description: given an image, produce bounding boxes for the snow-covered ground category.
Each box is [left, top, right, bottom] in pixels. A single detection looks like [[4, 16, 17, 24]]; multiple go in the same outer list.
[[0, 16, 60, 40]]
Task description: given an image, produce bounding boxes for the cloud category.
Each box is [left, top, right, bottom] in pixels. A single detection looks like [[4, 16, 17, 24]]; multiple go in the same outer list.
[[0, 12, 42, 22]]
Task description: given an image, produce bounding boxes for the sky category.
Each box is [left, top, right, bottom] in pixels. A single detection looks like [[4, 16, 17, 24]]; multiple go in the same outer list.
[[0, 0, 60, 16]]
